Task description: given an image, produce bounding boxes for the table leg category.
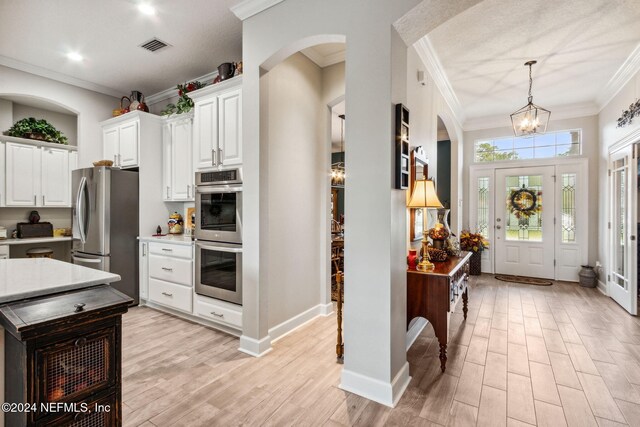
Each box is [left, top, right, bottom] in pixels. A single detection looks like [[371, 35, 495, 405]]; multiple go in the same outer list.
[[463, 288, 468, 320], [439, 341, 447, 373]]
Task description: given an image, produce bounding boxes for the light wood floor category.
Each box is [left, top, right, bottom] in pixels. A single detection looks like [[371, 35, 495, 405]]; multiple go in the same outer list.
[[122, 275, 640, 426]]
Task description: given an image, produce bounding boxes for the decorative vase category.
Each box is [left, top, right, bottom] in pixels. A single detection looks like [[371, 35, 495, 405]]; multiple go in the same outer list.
[[218, 62, 237, 81], [578, 265, 597, 288], [437, 208, 451, 234], [407, 249, 419, 270], [432, 239, 445, 250], [469, 251, 482, 275]]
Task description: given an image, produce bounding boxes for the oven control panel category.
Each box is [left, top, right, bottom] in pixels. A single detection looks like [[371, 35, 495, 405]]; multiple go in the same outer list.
[[196, 169, 241, 185]]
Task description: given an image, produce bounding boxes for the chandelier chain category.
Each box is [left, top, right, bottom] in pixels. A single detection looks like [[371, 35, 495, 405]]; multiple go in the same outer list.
[[528, 62, 533, 103]]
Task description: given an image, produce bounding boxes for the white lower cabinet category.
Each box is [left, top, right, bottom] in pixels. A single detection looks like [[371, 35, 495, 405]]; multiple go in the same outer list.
[[0, 245, 9, 259], [140, 238, 242, 332], [194, 295, 242, 329], [148, 278, 193, 313]]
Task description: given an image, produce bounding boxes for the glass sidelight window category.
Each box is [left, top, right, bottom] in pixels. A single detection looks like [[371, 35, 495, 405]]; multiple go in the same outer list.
[[505, 175, 543, 242], [477, 177, 490, 238], [561, 174, 577, 243], [612, 158, 627, 289]]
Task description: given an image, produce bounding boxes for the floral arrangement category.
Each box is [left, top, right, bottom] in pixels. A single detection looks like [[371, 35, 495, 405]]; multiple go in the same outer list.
[[507, 187, 542, 219], [161, 81, 207, 115], [617, 99, 640, 128], [5, 117, 68, 145], [428, 223, 450, 240], [460, 230, 489, 253]]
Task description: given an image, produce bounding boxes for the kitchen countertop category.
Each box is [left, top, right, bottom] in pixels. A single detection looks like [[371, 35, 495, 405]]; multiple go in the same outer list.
[[0, 236, 73, 246], [138, 234, 194, 246], [0, 258, 120, 304]]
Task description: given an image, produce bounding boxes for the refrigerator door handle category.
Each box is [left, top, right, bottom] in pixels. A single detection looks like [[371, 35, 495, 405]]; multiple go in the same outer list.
[[76, 176, 87, 243], [73, 255, 102, 264]]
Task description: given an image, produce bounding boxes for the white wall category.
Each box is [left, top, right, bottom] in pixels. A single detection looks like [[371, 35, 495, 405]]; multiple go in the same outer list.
[[463, 115, 599, 265], [598, 70, 640, 288], [0, 65, 117, 166], [264, 52, 324, 330], [405, 46, 464, 235]]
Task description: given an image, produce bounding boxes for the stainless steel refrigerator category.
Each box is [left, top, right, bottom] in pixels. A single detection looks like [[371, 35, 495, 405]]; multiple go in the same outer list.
[[71, 167, 139, 304]]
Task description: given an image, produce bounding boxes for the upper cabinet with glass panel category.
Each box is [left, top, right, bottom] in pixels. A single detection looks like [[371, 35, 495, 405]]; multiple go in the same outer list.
[[475, 129, 581, 163]]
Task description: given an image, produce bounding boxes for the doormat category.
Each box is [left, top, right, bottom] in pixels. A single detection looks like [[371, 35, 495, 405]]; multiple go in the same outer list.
[[495, 275, 553, 286]]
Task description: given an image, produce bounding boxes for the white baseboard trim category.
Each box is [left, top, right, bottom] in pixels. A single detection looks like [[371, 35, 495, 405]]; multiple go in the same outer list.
[[239, 335, 272, 357], [319, 302, 334, 316], [340, 362, 411, 408], [270, 304, 325, 343], [406, 318, 428, 351], [597, 280, 608, 295]]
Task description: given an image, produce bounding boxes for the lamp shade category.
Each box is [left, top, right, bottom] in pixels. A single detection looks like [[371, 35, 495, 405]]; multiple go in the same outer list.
[[407, 179, 443, 208]]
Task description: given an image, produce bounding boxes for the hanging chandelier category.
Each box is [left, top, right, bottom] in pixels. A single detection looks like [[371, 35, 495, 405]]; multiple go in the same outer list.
[[331, 114, 345, 187], [510, 60, 550, 137]]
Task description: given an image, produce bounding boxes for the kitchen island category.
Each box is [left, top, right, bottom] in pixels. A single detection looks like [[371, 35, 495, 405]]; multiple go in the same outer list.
[[0, 258, 128, 427]]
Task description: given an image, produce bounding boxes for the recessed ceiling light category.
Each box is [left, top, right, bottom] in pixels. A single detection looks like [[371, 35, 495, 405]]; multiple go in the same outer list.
[[67, 52, 83, 62], [138, 3, 156, 15]]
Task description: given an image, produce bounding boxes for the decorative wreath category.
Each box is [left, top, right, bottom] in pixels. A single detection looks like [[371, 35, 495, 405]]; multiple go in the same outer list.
[[508, 185, 542, 219]]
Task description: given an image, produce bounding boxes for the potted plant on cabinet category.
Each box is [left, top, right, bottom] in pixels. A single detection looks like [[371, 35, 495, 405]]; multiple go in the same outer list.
[[459, 230, 489, 275]]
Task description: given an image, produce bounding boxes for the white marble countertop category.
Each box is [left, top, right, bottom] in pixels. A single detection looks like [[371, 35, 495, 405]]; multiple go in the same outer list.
[[0, 258, 120, 304], [0, 236, 73, 246], [138, 235, 194, 246]]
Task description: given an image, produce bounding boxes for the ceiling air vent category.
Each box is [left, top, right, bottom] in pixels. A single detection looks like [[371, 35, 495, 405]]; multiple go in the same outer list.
[[139, 38, 171, 52]]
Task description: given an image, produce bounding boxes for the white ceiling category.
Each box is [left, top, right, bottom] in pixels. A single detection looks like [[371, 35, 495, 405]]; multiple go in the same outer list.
[[301, 43, 345, 68], [0, 0, 242, 96], [425, 0, 640, 123]]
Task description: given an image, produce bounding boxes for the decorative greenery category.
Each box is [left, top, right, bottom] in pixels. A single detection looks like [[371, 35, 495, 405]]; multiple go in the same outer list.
[[460, 230, 489, 253], [161, 81, 206, 116], [5, 117, 68, 144], [507, 186, 542, 219], [617, 99, 640, 128]]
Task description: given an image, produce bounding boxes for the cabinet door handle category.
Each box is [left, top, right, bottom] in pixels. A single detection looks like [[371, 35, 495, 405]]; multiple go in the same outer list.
[[114, 155, 117, 165], [162, 292, 173, 297], [212, 149, 217, 166], [166, 186, 170, 199], [42, 195, 45, 205], [142, 243, 147, 256], [161, 248, 173, 252], [34, 195, 37, 205], [211, 311, 224, 318], [218, 148, 223, 165], [187, 185, 190, 198], [162, 267, 173, 272]]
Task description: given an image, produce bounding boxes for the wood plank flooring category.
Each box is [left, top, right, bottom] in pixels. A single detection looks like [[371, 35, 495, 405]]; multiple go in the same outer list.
[[122, 275, 640, 426]]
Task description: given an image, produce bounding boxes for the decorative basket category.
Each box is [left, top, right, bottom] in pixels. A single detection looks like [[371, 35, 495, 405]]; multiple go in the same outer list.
[[112, 96, 131, 117], [93, 160, 114, 167], [427, 247, 448, 262], [469, 251, 482, 275]]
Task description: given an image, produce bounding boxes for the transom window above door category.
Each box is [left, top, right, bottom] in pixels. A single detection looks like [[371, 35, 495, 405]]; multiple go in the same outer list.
[[475, 129, 581, 163]]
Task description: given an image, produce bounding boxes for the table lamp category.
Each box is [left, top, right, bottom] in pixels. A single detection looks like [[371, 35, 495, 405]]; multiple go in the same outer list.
[[407, 178, 443, 271]]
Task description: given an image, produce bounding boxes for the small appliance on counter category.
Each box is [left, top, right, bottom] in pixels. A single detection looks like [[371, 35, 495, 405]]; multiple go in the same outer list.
[[17, 211, 53, 238]]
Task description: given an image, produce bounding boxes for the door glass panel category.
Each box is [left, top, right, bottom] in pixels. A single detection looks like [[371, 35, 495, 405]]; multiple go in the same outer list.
[[477, 177, 489, 238], [505, 175, 543, 241], [561, 174, 576, 243], [200, 249, 237, 292], [199, 193, 237, 232], [613, 158, 627, 289]]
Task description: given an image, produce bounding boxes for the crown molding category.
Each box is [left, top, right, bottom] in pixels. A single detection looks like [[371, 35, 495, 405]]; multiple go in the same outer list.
[[301, 47, 345, 68], [414, 36, 466, 129], [463, 101, 599, 132], [596, 42, 640, 111], [0, 55, 121, 98], [145, 70, 220, 105], [231, 0, 285, 21]]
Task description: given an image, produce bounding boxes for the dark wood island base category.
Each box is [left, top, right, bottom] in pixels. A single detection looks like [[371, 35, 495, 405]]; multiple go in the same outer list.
[[1, 285, 131, 427], [407, 252, 472, 373]]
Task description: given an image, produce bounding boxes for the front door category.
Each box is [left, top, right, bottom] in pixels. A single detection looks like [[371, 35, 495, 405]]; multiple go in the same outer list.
[[495, 166, 555, 278], [609, 145, 637, 315]]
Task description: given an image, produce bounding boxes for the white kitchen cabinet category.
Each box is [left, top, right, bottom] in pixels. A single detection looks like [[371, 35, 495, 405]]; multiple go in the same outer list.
[[218, 88, 242, 166], [102, 115, 139, 168], [3, 139, 77, 208], [163, 113, 194, 201], [0, 245, 8, 259], [41, 147, 70, 206], [5, 142, 40, 206], [0, 142, 5, 207], [190, 76, 242, 171], [139, 241, 149, 300]]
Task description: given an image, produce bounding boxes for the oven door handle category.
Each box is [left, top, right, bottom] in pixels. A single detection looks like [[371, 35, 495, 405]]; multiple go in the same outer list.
[[196, 242, 243, 253], [196, 185, 243, 194]]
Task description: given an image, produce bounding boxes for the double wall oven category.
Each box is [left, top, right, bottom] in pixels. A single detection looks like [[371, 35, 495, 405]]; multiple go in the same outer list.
[[195, 169, 243, 305]]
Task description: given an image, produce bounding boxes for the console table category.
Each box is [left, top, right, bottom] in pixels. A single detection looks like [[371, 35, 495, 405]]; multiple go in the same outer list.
[[407, 251, 471, 372]]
